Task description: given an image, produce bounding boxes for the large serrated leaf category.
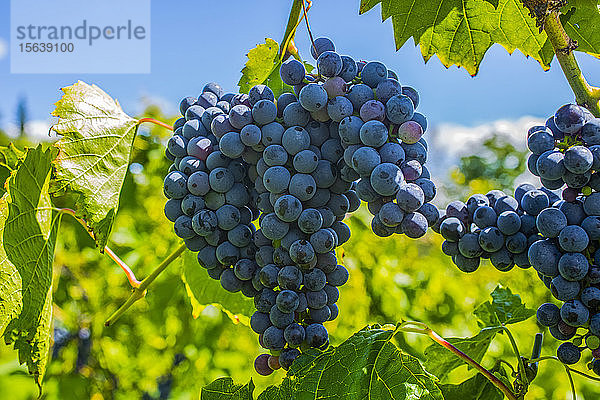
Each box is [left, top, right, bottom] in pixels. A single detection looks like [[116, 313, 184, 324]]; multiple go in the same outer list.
[[423, 327, 500, 380], [238, 38, 292, 98], [359, 0, 600, 76], [51, 81, 139, 250], [203, 325, 444, 400], [180, 250, 254, 326], [0, 145, 61, 387], [201, 377, 255, 400], [474, 285, 535, 327], [560, 0, 600, 59]]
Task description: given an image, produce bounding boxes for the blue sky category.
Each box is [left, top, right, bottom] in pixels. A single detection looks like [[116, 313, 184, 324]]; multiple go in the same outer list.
[[0, 0, 599, 132]]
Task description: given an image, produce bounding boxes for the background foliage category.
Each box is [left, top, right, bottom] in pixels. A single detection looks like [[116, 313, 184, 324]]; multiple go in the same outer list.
[[0, 108, 593, 398]]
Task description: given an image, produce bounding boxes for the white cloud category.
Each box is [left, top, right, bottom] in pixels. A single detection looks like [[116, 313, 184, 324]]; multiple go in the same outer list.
[[425, 117, 545, 204], [427, 116, 543, 178], [134, 94, 178, 117], [4, 120, 57, 142], [0, 38, 7, 60]]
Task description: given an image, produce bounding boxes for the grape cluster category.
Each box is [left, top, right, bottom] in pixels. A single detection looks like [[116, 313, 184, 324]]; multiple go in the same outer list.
[[163, 36, 436, 375], [437, 103, 600, 375], [524, 103, 600, 375], [438, 182, 600, 374], [164, 84, 261, 295], [311, 55, 438, 239], [436, 183, 559, 272]]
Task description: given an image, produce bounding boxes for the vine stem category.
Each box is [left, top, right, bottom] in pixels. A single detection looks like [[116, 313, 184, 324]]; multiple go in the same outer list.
[[279, 0, 304, 60], [502, 326, 529, 387], [398, 321, 518, 400], [544, 12, 600, 116], [104, 243, 187, 327], [56, 208, 141, 288], [301, 0, 317, 56], [138, 117, 174, 131]]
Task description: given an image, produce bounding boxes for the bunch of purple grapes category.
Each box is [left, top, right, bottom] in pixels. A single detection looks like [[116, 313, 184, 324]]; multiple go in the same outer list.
[[281, 38, 436, 239], [163, 36, 436, 375], [437, 103, 600, 375], [435, 184, 558, 273], [525, 103, 600, 374]]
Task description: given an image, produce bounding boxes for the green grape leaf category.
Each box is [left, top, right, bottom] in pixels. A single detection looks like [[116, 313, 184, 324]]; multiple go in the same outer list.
[[203, 325, 443, 399], [265, 326, 443, 399], [423, 327, 500, 380], [560, 1, 600, 59], [440, 365, 509, 400], [201, 377, 255, 400], [238, 38, 292, 98], [51, 81, 139, 250], [180, 250, 254, 326], [474, 286, 535, 327], [272, 325, 443, 399], [359, 0, 600, 76], [0, 145, 61, 387]]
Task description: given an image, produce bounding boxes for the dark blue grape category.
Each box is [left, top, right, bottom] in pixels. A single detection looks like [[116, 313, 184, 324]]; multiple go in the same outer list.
[[528, 239, 561, 277], [536, 208, 567, 238], [440, 217, 465, 242], [558, 252, 589, 281], [536, 303, 561, 327], [361, 61, 387, 88], [305, 323, 328, 348], [581, 287, 600, 309], [527, 130, 555, 155], [555, 104, 586, 134], [558, 225, 589, 252], [497, 211, 521, 235], [310, 37, 335, 59], [473, 206, 496, 229], [458, 233, 482, 258], [251, 311, 272, 334], [520, 190, 549, 216], [453, 254, 480, 273], [479, 227, 504, 252], [551, 276, 580, 301]]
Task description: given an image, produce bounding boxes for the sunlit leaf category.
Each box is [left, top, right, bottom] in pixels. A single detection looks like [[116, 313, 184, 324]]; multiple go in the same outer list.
[[180, 250, 254, 326], [0, 145, 61, 387], [203, 325, 444, 400], [201, 377, 255, 400], [0, 144, 26, 171], [238, 38, 292, 98], [474, 286, 535, 327], [359, 0, 600, 75], [51, 81, 139, 250]]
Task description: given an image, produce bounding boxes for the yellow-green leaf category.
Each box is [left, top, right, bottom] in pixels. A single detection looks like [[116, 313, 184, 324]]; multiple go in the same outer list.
[[203, 325, 444, 400], [180, 250, 254, 326], [201, 377, 255, 400], [238, 38, 292, 98], [51, 81, 139, 250], [359, 0, 600, 75], [0, 145, 61, 387]]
